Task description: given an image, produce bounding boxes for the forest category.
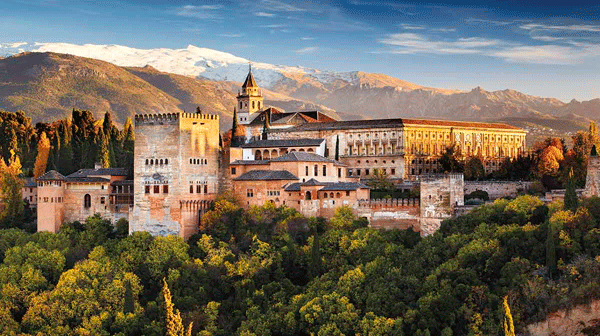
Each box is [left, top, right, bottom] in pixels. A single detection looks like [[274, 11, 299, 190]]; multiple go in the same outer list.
[[0, 191, 600, 335]]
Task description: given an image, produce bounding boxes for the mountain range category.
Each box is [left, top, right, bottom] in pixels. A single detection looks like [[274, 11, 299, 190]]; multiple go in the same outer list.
[[0, 42, 598, 134]]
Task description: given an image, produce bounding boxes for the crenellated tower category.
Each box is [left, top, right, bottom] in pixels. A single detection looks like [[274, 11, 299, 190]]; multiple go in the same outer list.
[[237, 64, 263, 125]]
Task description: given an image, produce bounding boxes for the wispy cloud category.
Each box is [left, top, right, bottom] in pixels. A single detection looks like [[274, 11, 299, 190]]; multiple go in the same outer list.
[[379, 33, 504, 54], [255, 11, 276, 17], [260, 24, 287, 28], [520, 23, 600, 33], [295, 46, 317, 53], [259, 0, 305, 12], [301, 37, 314, 40], [400, 24, 425, 30], [466, 18, 513, 26], [176, 5, 223, 19], [490, 45, 581, 64], [399, 24, 456, 33], [220, 33, 244, 38]]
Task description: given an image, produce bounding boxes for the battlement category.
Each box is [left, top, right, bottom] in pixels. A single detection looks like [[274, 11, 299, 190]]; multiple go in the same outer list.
[[134, 112, 219, 125]]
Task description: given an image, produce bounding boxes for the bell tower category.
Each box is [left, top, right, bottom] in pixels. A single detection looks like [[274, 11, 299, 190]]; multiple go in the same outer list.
[[237, 64, 263, 125]]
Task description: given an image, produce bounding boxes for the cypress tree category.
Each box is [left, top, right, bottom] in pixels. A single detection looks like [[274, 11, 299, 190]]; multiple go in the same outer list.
[[546, 221, 556, 278], [97, 133, 110, 168], [335, 135, 340, 161], [564, 168, 578, 212], [162, 278, 192, 336], [503, 296, 515, 336], [123, 279, 134, 314], [231, 107, 239, 147]]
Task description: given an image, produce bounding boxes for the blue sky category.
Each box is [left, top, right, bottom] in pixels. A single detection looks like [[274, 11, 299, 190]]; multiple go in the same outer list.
[[2, 0, 600, 101]]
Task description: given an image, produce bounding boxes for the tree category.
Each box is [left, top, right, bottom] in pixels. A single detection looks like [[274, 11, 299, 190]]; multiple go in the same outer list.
[[33, 132, 51, 178], [564, 168, 578, 212], [335, 135, 340, 161], [162, 278, 192, 336], [440, 145, 463, 173], [546, 221, 556, 278], [464, 157, 485, 181], [503, 296, 515, 336], [367, 168, 394, 191], [0, 151, 24, 224], [97, 133, 110, 168]]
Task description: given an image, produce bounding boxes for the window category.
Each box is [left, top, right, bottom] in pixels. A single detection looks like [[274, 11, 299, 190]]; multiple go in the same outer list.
[[165, 159, 168, 165], [231, 167, 237, 175], [365, 168, 370, 176], [314, 165, 318, 176], [146, 159, 149, 165], [322, 165, 327, 176], [391, 168, 396, 175], [100, 197, 105, 204], [356, 169, 361, 176], [150, 159, 154, 165], [190, 185, 194, 193], [204, 185, 208, 194], [154, 185, 160, 194], [145, 185, 150, 194], [338, 168, 342, 178], [247, 189, 254, 197], [305, 166, 309, 175], [346, 191, 350, 196], [197, 185, 201, 193], [84, 194, 91, 208], [163, 185, 169, 194]]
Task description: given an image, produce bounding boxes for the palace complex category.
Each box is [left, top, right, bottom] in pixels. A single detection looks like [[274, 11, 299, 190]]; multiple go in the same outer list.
[[32, 67, 530, 239]]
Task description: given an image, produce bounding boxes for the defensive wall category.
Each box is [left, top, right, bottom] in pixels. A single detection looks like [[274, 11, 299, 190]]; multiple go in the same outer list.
[[464, 181, 534, 200]]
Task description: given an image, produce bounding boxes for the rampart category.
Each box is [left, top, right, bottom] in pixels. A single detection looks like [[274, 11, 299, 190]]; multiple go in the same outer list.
[[355, 198, 420, 231], [134, 112, 219, 126], [465, 181, 533, 199]]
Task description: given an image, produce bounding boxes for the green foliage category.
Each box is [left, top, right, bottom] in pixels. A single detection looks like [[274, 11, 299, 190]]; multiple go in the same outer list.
[[564, 169, 579, 212], [464, 157, 485, 181]]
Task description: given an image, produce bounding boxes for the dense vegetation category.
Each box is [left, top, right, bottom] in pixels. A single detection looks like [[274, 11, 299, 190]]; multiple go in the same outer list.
[[1, 193, 600, 335]]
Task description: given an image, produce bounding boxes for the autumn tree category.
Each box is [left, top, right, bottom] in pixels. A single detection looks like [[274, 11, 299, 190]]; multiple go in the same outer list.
[[503, 296, 515, 336], [0, 151, 24, 224], [33, 132, 51, 178], [162, 278, 192, 336]]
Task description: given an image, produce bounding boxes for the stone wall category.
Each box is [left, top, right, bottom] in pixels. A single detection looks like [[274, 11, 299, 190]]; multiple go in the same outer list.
[[420, 174, 464, 236], [584, 155, 600, 198], [465, 181, 534, 200], [355, 198, 420, 231]]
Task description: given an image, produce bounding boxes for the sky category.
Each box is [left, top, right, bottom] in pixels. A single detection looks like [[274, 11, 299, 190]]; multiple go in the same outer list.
[[2, 0, 600, 101]]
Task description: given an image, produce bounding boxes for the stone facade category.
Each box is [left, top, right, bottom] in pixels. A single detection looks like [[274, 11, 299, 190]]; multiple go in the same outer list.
[[420, 174, 464, 236], [131, 112, 220, 239], [584, 151, 600, 198]]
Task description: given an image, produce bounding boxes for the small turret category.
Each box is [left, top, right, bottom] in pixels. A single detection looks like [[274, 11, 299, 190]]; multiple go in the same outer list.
[[236, 63, 264, 125]]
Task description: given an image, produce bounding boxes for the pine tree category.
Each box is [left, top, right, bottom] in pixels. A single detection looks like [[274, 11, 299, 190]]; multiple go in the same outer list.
[[123, 279, 135, 314], [33, 132, 51, 178], [162, 278, 193, 336], [564, 168, 578, 212], [102, 111, 113, 136], [503, 296, 515, 336], [97, 133, 110, 168]]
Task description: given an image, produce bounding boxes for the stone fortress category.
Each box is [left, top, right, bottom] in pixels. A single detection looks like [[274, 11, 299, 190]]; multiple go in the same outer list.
[[33, 67, 545, 239]]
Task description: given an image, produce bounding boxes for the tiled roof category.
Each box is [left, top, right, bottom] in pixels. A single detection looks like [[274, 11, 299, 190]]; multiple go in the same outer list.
[[68, 168, 128, 178], [112, 180, 133, 185], [66, 177, 110, 183], [284, 118, 523, 131], [302, 178, 323, 186], [284, 182, 302, 191], [37, 170, 65, 181], [23, 178, 36, 187], [271, 152, 339, 163], [241, 139, 324, 148], [230, 160, 270, 165], [319, 182, 370, 191], [234, 170, 298, 181]]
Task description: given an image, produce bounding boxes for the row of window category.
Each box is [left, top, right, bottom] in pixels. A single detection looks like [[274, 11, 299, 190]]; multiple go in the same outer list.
[[303, 165, 343, 178], [267, 190, 280, 196], [239, 100, 261, 109], [145, 184, 169, 194], [40, 197, 64, 203], [38, 181, 62, 187], [145, 159, 169, 165], [348, 132, 397, 140], [190, 184, 209, 194], [190, 158, 208, 165], [348, 168, 396, 176]]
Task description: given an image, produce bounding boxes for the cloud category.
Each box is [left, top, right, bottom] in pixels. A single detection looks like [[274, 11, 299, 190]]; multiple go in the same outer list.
[[400, 24, 425, 30], [520, 23, 600, 33], [255, 12, 275, 17], [490, 45, 581, 64], [295, 46, 317, 53], [301, 37, 314, 40], [0, 42, 28, 48], [220, 33, 244, 38], [260, 24, 287, 28], [259, 0, 305, 12], [176, 5, 223, 19], [379, 33, 504, 55], [465, 18, 513, 26]]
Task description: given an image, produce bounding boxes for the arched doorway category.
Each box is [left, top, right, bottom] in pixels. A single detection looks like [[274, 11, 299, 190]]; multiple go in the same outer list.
[[84, 194, 91, 208], [305, 191, 312, 200]]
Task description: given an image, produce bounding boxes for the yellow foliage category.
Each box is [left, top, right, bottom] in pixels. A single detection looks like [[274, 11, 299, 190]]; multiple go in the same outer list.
[[34, 132, 51, 178]]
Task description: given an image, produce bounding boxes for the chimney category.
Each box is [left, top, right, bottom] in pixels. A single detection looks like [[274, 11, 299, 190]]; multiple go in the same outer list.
[[94, 162, 103, 170]]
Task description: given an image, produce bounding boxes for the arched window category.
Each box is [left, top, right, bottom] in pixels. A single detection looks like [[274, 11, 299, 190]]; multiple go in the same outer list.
[[252, 101, 255, 109], [150, 159, 154, 165], [324, 193, 328, 198], [84, 194, 91, 208], [314, 165, 318, 176], [330, 192, 334, 199], [145, 159, 149, 165], [165, 159, 168, 165], [159, 159, 163, 165], [258, 101, 261, 109], [240, 101, 243, 109], [305, 191, 312, 200]]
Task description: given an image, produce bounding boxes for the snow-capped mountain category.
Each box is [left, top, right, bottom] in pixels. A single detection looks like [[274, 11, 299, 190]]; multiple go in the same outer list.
[[0, 42, 356, 89]]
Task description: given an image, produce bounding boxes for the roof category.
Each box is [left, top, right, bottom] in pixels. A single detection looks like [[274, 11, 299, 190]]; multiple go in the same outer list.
[[248, 110, 337, 127], [319, 182, 370, 191], [230, 160, 270, 165], [66, 177, 110, 183], [284, 180, 369, 192], [242, 69, 257, 88], [241, 139, 324, 148], [234, 170, 299, 181], [23, 178, 36, 187], [271, 152, 340, 164], [67, 167, 128, 178], [284, 118, 523, 132], [37, 170, 65, 181], [111, 180, 133, 185]]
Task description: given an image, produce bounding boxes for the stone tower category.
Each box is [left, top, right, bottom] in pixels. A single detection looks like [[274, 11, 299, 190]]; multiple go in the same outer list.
[[237, 65, 263, 125], [36, 170, 66, 233], [131, 112, 220, 239], [584, 145, 600, 198]]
